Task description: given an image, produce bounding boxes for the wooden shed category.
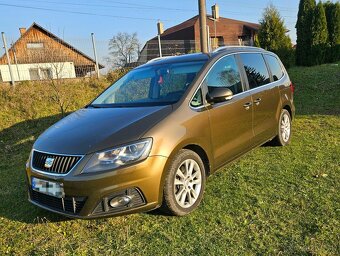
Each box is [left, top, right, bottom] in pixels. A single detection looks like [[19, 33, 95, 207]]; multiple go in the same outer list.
[[0, 23, 104, 82]]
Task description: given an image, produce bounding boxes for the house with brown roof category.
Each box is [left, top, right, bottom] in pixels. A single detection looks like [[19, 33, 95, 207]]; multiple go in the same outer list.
[[0, 23, 104, 82], [139, 12, 260, 62]]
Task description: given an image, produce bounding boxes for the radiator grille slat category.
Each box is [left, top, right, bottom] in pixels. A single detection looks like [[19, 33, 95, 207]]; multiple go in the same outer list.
[[30, 189, 86, 215], [32, 151, 82, 174]]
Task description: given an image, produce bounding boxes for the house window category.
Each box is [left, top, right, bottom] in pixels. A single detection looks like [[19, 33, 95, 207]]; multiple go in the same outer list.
[[211, 36, 224, 49], [40, 68, 52, 80], [29, 68, 40, 80], [27, 42, 44, 49]]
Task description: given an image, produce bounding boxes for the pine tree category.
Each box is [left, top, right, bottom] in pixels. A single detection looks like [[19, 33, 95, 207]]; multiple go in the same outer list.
[[312, 2, 328, 45], [258, 5, 291, 50], [296, 0, 316, 66], [311, 1, 328, 64], [333, 3, 340, 45], [258, 5, 292, 66], [323, 1, 340, 46]]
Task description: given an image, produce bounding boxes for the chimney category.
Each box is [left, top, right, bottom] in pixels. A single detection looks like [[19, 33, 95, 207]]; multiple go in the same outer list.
[[212, 4, 219, 20], [157, 21, 164, 35], [19, 28, 26, 36]]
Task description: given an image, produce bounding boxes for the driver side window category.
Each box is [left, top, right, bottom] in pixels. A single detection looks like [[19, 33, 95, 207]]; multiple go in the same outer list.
[[204, 55, 243, 95]]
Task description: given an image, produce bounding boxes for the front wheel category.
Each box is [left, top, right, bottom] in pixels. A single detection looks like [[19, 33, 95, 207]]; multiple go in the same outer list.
[[161, 149, 206, 216], [271, 109, 292, 146]]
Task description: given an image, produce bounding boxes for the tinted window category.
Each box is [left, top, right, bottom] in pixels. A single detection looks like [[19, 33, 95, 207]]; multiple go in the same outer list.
[[190, 88, 203, 107], [240, 53, 270, 89], [204, 55, 243, 95], [265, 55, 284, 81]]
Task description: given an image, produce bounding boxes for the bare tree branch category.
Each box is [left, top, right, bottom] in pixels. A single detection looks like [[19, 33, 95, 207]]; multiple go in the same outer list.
[[108, 32, 140, 68]]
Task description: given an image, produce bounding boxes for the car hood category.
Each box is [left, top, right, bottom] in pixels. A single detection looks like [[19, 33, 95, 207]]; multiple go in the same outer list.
[[33, 105, 172, 155]]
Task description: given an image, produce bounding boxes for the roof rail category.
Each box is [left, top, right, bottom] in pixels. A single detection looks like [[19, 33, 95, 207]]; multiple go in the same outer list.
[[147, 56, 174, 63], [212, 45, 261, 53]]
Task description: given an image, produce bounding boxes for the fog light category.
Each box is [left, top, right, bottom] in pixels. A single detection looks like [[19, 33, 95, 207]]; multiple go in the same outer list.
[[109, 196, 131, 208]]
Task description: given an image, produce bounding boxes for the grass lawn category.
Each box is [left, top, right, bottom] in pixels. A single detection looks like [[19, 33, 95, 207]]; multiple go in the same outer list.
[[0, 63, 339, 255]]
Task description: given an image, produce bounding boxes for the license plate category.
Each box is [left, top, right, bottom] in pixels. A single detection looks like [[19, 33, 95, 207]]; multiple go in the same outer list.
[[32, 177, 64, 198]]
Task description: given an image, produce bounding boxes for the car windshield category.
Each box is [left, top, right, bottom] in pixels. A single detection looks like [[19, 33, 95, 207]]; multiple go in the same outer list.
[[91, 61, 206, 107]]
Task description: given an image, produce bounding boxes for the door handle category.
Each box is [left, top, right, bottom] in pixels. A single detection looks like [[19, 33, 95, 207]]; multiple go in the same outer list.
[[254, 98, 262, 105], [243, 102, 252, 110]]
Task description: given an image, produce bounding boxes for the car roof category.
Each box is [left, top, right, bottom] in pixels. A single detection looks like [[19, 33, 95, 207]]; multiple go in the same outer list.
[[210, 46, 269, 57], [137, 53, 210, 68], [139, 46, 269, 68]]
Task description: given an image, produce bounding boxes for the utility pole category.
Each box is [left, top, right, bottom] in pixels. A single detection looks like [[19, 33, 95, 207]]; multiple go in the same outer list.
[[11, 43, 21, 81], [207, 25, 211, 52], [91, 33, 100, 79], [1, 32, 15, 86], [198, 0, 208, 53], [157, 20, 164, 58]]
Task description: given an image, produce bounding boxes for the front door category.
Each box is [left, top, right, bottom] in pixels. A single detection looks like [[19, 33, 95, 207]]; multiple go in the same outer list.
[[204, 55, 253, 168]]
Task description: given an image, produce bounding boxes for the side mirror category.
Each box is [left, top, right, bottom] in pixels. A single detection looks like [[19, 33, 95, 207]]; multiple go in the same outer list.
[[206, 87, 234, 103]]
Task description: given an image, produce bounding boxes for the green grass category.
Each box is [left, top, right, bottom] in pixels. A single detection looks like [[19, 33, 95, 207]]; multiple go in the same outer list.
[[0, 63, 339, 255]]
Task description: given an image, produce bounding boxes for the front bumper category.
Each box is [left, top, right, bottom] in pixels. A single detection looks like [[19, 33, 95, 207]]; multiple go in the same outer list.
[[26, 155, 168, 218]]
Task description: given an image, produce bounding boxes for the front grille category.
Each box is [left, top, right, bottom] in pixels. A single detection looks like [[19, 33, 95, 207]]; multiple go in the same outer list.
[[30, 189, 86, 215], [32, 150, 82, 174], [93, 188, 146, 215]]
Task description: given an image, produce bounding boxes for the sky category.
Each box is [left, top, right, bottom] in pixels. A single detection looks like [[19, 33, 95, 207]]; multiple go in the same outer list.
[[0, 0, 306, 64]]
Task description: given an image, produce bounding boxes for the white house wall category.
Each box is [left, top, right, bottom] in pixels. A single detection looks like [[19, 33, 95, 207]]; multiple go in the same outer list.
[[0, 62, 76, 82]]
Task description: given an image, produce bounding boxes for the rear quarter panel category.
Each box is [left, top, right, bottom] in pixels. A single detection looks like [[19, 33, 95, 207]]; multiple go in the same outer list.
[[278, 67, 295, 120]]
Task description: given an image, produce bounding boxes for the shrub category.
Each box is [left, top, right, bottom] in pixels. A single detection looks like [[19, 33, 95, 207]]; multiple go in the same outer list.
[[0, 79, 110, 126], [274, 48, 295, 68], [325, 44, 340, 63]]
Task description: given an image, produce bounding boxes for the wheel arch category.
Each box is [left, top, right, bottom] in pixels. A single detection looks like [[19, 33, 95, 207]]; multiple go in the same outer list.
[[283, 105, 293, 120], [183, 144, 211, 177]]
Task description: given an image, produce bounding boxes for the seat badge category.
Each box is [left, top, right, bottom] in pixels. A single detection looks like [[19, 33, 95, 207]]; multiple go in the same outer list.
[[44, 157, 55, 168]]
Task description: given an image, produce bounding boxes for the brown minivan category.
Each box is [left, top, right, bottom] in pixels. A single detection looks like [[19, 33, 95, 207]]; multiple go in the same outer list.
[[26, 46, 295, 218]]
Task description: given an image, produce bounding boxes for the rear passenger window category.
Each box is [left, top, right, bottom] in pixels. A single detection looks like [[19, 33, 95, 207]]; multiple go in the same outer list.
[[240, 53, 270, 89], [204, 55, 243, 95], [265, 55, 284, 81]]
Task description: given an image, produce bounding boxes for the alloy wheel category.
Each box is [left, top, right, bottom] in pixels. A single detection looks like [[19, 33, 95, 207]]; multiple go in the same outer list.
[[174, 159, 202, 208], [281, 113, 291, 142]]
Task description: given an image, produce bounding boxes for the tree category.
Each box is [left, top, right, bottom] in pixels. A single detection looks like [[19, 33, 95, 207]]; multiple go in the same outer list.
[[323, 1, 340, 46], [311, 1, 328, 65], [258, 5, 291, 50], [258, 5, 293, 67], [312, 2, 328, 45], [108, 32, 140, 68], [296, 0, 316, 66]]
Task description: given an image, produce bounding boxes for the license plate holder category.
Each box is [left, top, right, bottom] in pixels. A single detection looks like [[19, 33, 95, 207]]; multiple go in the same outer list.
[[31, 177, 65, 198]]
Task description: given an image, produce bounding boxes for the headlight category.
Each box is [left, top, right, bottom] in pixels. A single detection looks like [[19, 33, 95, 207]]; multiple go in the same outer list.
[[82, 138, 152, 173]]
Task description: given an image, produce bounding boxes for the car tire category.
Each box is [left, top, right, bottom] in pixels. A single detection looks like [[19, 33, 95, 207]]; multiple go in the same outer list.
[[160, 149, 206, 216], [271, 109, 292, 146]]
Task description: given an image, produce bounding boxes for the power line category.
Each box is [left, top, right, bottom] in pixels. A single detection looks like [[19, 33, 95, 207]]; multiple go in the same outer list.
[[0, 1, 298, 29], [92, 0, 197, 11], [8, 0, 299, 15], [15, 0, 198, 12], [0, 3, 174, 21], [212, 0, 298, 12]]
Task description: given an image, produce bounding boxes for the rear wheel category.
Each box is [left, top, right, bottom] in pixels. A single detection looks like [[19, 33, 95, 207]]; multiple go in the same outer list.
[[161, 149, 206, 216], [271, 109, 292, 146]]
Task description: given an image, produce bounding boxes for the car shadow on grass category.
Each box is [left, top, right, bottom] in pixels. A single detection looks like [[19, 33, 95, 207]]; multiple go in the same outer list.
[[0, 114, 72, 223]]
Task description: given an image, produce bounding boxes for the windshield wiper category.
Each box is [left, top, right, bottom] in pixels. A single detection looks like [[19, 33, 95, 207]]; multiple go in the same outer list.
[[86, 104, 102, 108]]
